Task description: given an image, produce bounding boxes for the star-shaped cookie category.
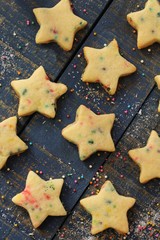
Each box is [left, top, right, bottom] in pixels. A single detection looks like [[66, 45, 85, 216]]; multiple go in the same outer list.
[[80, 181, 136, 235], [33, 0, 87, 51], [155, 75, 160, 112], [62, 105, 115, 160], [82, 39, 136, 95], [127, 0, 160, 49], [0, 116, 28, 169], [129, 130, 160, 183], [12, 171, 67, 228], [11, 66, 67, 118]]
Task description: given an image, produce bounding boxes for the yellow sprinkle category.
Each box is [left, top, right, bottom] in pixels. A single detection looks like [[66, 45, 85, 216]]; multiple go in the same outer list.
[[1, 195, 5, 199], [7, 181, 10, 184], [93, 32, 97, 36], [58, 119, 61, 122], [14, 223, 18, 227], [36, 170, 39, 174]]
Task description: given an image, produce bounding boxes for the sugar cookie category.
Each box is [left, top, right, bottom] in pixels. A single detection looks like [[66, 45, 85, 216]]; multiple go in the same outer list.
[[80, 180, 136, 235], [33, 0, 87, 51], [11, 66, 67, 118], [62, 105, 115, 160], [82, 39, 136, 95], [127, 0, 160, 49], [155, 75, 160, 112], [0, 116, 28, 169], [129, 130, 160, 183], [12, 171, 67, 228]]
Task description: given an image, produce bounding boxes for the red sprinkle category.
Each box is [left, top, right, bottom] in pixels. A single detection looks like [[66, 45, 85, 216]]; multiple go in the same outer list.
[[26, 20, 30, 25], [44, 193, 51, 200]]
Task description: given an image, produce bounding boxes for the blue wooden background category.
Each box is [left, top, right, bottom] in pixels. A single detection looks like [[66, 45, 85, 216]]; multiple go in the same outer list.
[[0, 0, 159, 239]]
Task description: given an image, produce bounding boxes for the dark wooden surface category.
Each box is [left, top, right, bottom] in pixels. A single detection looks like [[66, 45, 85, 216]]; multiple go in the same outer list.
[[0, 0, 160, 239]]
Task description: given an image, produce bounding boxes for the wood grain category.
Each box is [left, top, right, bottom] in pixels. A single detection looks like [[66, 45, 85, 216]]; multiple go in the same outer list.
[[0, 0, 113, 131], [57, 87, 160, 240], [0, 0, 160, 239]]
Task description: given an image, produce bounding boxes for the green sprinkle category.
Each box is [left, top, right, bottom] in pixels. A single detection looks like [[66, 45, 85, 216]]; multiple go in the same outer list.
[[22, 88, 27, 95], [54, 35, 58, 40], [67, 173, 73, 176], [91, 130, 96, 134], [64, 37, 69, 42], [113, 205, 116, 208], [88, 140, 94, 144], [149, 7, 153, 12], [106, 200, 112, 204], [46, 90, 50, 93], [157, 12, 160, 17], [80, 155, 86, 160], [99, 56, 104, 61], [79, 21, 83, 25], [45, 104, 49, 108], [93, 219, 99, 225], [49, 204, 53, 207], [49, 184, 55, 190], [140, 17, 144, 21], [36, 215, 39, 219]]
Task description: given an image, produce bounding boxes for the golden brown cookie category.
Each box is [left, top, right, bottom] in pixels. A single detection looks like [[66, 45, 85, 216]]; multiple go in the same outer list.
[[155, 75, 160, 112], [129, 130, 160, 183], [80, 181, 136, 235], [12, 171, 67, 228], [0, 116, 28, 169], [82, 39, 136, 95], [62, 105, 115, 160], [33, 0, 87, 51], [11, 66, 67, 118], [127, 0, 160, 49]]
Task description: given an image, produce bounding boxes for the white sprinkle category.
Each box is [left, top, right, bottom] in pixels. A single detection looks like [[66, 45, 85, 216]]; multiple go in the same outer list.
[[138, 109, 142, 115]]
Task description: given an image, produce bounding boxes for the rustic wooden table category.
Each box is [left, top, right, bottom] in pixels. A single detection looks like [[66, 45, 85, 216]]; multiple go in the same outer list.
[[0, 0, 159, 239]]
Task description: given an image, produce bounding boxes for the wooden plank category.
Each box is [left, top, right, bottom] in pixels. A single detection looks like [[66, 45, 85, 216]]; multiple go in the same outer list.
[[0, 0, 160, 239], [0, 0, 112, 77], [0, 0, 113, 131], [57, 87, 160, 239]]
